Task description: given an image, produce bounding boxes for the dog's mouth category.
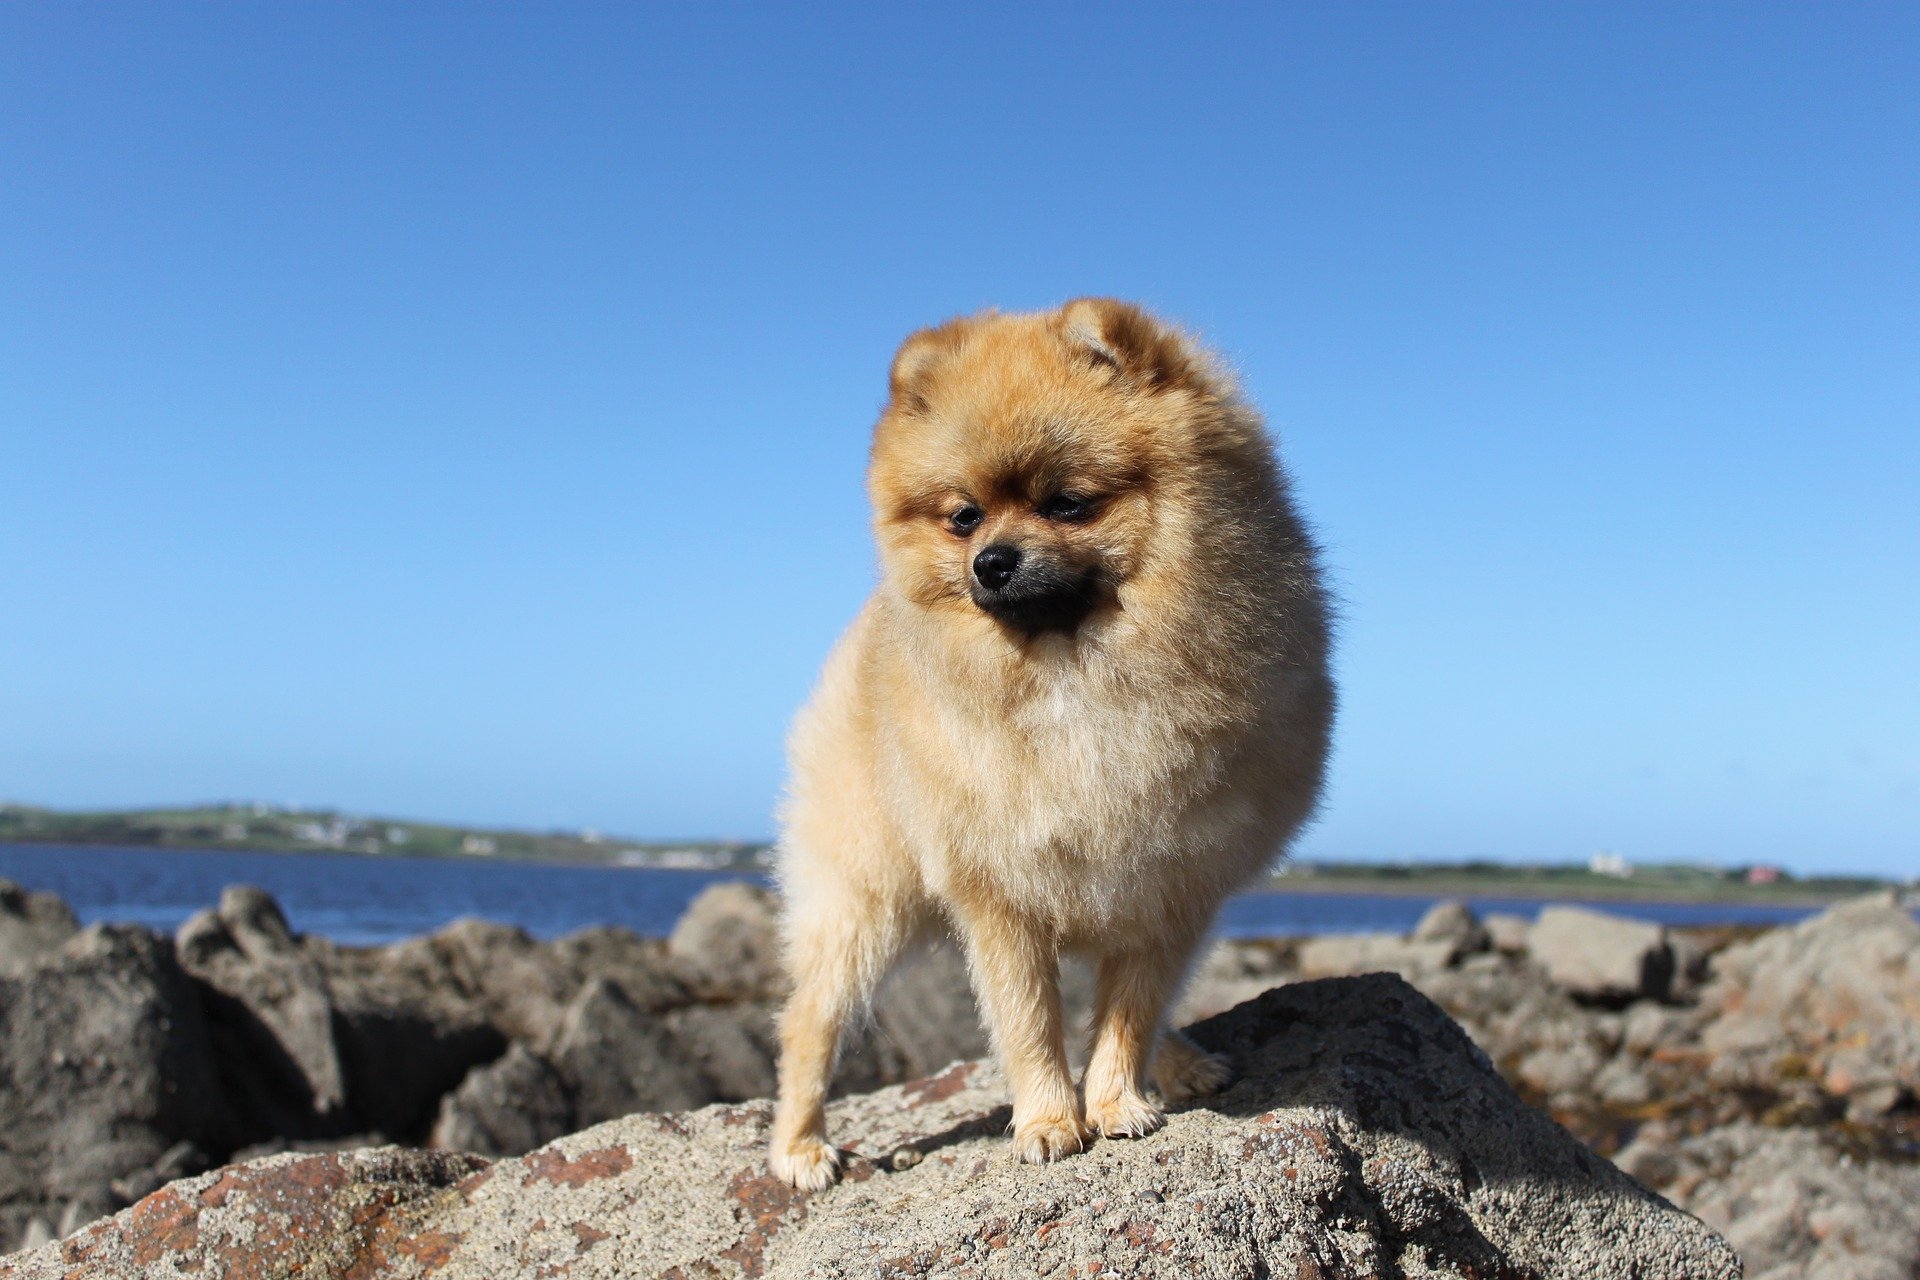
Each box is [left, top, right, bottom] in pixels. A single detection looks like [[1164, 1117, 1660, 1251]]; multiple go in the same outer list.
[[970, 568, 1102, 636]]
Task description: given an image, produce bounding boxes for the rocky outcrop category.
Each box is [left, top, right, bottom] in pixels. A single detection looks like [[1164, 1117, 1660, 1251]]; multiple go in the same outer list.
[[1698, 892, 1919, 1121], [0, 878, 78, 977], [5, 879, 1916, 1277], [1411, 898, 1492, 958], [666, 880, 785, 1001], [0, 925, 236, 1252], [0, 884, 805, 1247], [1, 975, 1739, 1280], [1617, 1120, 1920, 1280], [177, 886, 350, 1124], [1296, 930, 1454, 980], [424, 933, 999, 1160]]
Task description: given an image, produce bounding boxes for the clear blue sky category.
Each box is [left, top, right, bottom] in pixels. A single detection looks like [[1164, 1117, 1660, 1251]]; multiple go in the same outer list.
[[3, 5, 1915, 876]]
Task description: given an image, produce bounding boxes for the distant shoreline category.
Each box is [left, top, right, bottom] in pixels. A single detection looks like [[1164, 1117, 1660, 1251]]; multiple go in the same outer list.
[[0, 802, 769, 871], [2, 834, 1896, 913], [1256, 873, 1868, 910]]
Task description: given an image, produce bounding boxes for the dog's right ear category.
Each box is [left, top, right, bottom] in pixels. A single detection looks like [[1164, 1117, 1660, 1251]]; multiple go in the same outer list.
[[889, 316, 977, 412], [1058, 298, 1200, 393]]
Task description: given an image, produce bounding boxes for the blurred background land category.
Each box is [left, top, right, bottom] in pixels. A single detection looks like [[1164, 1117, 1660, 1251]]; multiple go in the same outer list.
[[0, 802, 1898, 905]]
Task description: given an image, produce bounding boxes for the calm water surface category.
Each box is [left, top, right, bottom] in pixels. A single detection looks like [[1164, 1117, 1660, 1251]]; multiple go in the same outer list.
[[0, 842, 1832, 945]]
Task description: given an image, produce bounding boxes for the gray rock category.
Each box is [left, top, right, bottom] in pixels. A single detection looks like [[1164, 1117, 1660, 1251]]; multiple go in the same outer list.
[[432, 1044, 574, 1158], [1701, 893, 1920, 1109], [0, 878, 79, 977], [1625, 1119, 1920, 1280], [870, 939, 993, 1076], [105, 1140, 208, 1206], [175, 885, 348, 1120], [1178, 940, 1298, 1023], [668, 880, 784, 1001], [546, 977, 714, 1125], [0, 924, 235, 1254], [312, 937, 510, 1141], [550, 924, 690, 1011], [1297, 931, 1454, 979], [1527, 905, 1674, 1002], [53, 1201, 97, 1242], [663, 1002, 779, 1101], [1591, 1051, 1655, 1108], [1667, 929, 1712, 1000], [1484, 911, 1531, 954], [8, 976, 1740, 1280], [386, 917, 582, 1046], [1620, 999, 1693, 1055], [1410, 899, 1491, 958]]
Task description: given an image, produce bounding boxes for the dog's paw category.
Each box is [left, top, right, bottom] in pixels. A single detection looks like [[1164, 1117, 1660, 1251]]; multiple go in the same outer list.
[[1087, 1091, 1166, 1139], [769, 1135, 843, 1191], [1012, 1114, 1090, 1164], [1153, 1042, 1234, 1104]]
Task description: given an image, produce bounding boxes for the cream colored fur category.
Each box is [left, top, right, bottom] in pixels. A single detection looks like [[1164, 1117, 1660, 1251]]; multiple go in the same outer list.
[[768, 299, 1334, 1190]]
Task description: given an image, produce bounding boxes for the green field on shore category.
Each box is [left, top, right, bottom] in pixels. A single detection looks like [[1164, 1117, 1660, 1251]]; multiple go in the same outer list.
[[3, 802, 1904, 903], [0, 802, 767, 870], [1265, 861, 1894, 906]]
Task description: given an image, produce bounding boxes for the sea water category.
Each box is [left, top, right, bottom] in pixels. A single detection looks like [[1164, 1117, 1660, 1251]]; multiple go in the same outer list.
[[0, 842, 1833, 946]]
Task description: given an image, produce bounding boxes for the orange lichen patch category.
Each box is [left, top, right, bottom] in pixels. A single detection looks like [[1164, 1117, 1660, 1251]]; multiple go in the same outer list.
[[384, 1228, 463, 1274], [522, 1146, 635, 1187], [1244, 1121, 1333, 1160], [200, 1154, 354, 1210], [122, 1187, 202, 1266], [715, 1168, 810, 1278], [455, 1165, 496, 1198], [45, 1152, 481, 1280], [60, 1217, 121, 1268], [902, 1061, 977, 1108]]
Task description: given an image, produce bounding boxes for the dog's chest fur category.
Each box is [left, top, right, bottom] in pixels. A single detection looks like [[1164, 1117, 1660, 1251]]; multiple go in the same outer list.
[[889, 644, 1257, 934]]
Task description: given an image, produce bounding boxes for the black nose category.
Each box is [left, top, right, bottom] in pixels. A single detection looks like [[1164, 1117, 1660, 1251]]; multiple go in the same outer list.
[[972, 543, 1021, 591]]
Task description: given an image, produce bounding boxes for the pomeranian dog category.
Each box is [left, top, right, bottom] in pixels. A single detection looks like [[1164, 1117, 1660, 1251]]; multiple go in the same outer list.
[[769, 299, 1334, 1190]]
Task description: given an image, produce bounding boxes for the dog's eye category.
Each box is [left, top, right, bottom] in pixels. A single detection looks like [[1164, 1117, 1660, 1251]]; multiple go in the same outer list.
[[1038, 494, 1092, 522], [949, 505, 984, 534]]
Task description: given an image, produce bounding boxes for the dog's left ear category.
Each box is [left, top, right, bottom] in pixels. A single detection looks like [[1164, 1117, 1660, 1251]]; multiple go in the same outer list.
[[1058, 298, 1200, 392], [889, 315, 982, 413]]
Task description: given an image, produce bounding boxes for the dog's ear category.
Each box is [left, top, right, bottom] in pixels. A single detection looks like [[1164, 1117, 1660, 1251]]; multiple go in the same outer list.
[[1058, 298, 1199, 392], [889, 316, 979, 412]]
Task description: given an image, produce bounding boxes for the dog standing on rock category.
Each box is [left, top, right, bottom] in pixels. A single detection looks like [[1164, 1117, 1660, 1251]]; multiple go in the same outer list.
[[769, 299, 1334, 1190]]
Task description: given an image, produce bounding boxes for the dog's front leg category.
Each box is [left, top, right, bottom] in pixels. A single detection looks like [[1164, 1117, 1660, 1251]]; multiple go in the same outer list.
[[1081, 941, 1196, 1138], [769, 895, 909, 1190], [959, 906, 1088, 1163]]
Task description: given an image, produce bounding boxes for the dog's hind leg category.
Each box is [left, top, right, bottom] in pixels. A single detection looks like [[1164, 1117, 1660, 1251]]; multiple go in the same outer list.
[[1151, 1027, 1234, 1104], [769, 886, 913, 1191]]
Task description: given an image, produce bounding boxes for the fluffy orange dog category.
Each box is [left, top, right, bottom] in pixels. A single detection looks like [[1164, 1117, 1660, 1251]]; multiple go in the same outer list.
[[769, 299, 1334, 1190]]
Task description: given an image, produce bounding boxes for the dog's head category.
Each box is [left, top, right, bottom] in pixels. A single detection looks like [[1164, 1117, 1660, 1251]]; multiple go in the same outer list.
[[868, 299, 1241, 640]]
